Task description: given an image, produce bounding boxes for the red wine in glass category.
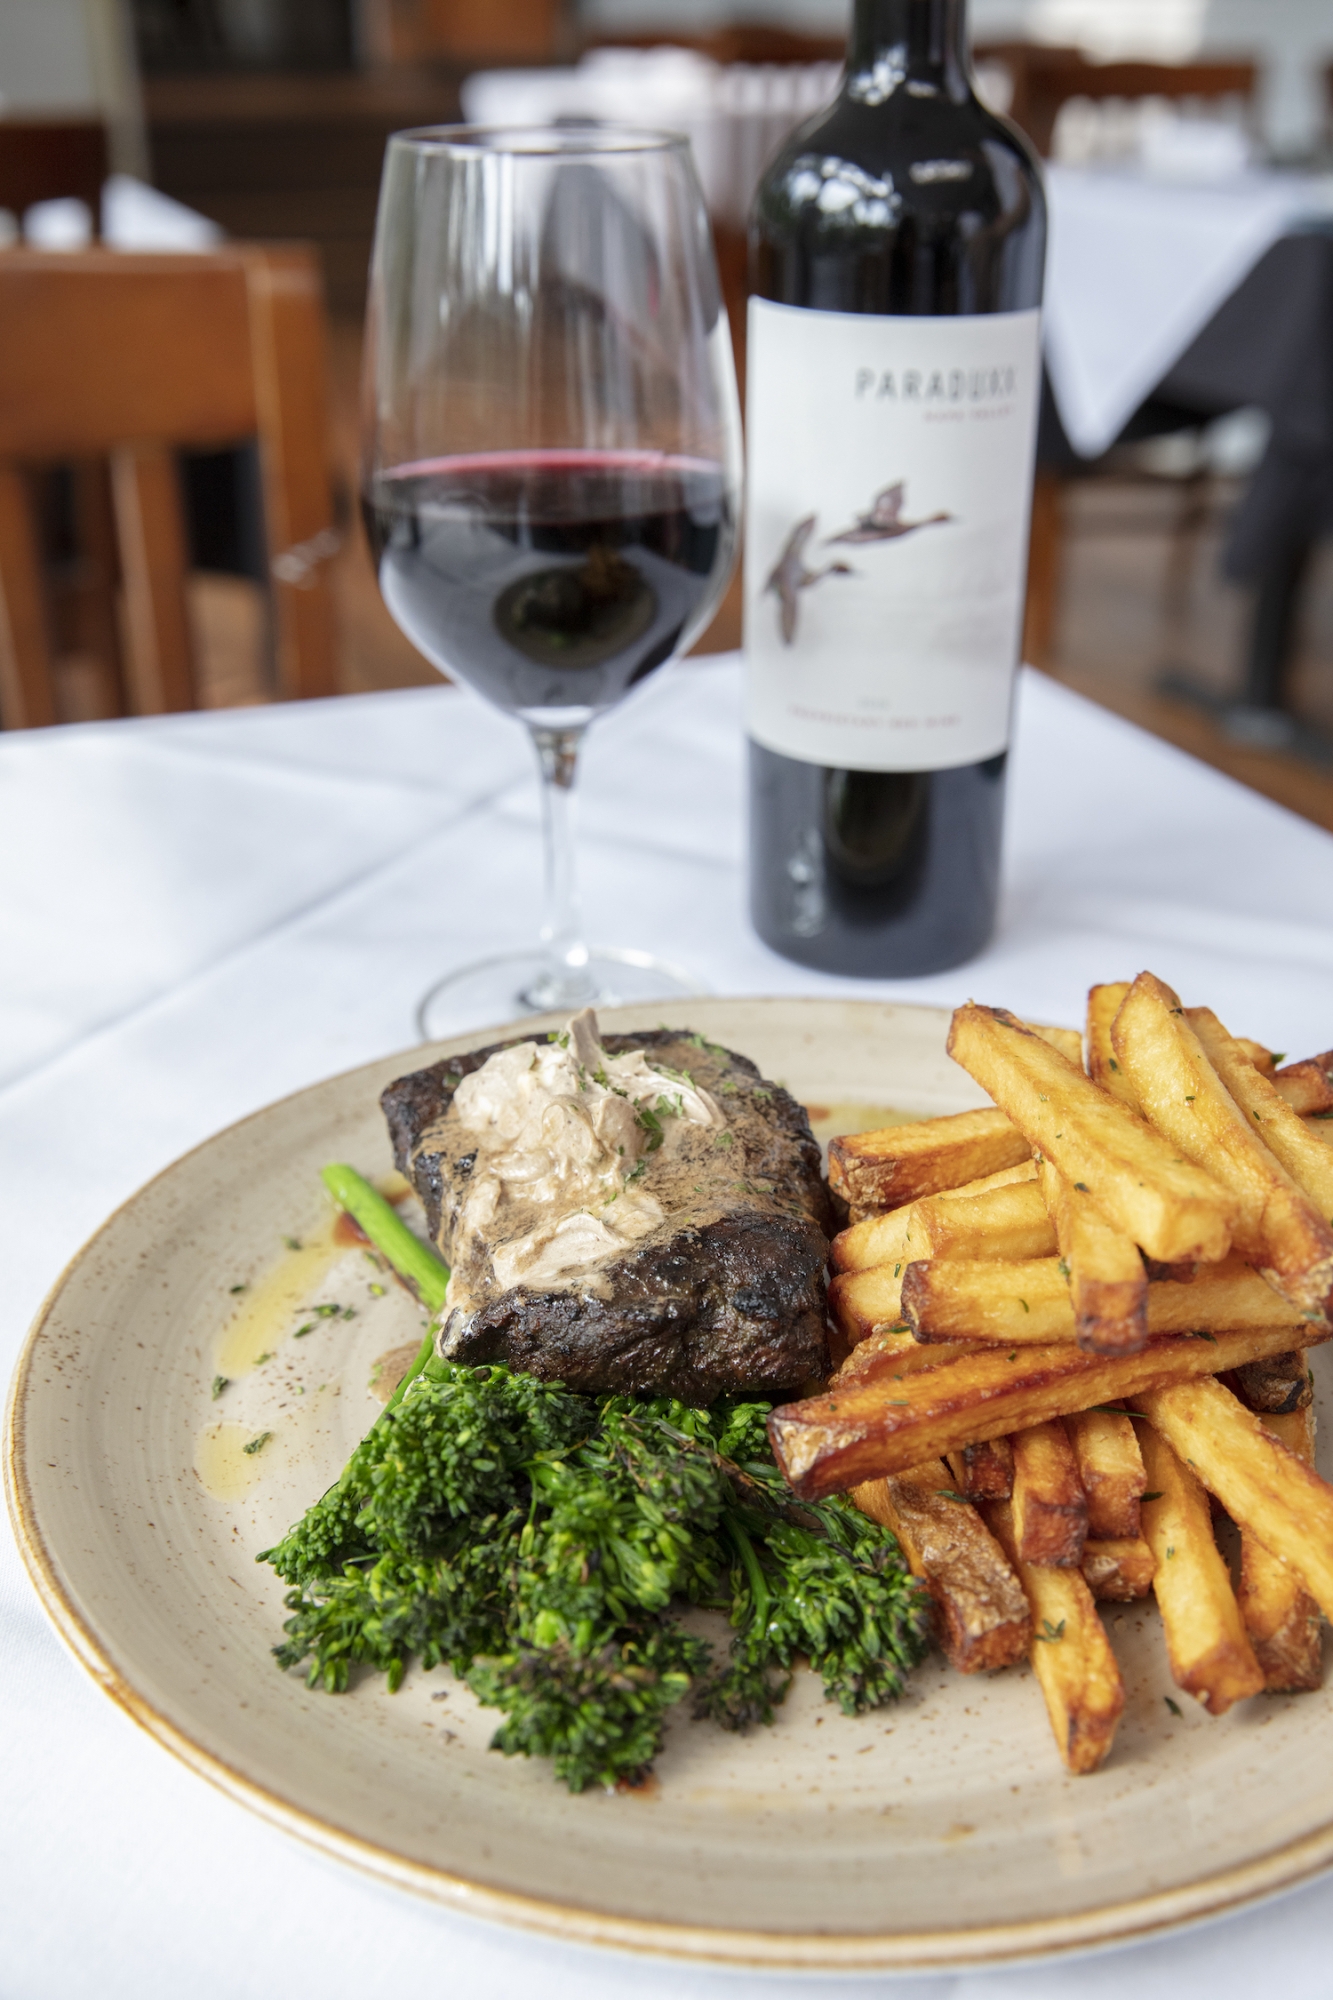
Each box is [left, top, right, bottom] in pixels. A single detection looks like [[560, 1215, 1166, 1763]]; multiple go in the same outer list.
[[360, 126, 741, 1038], [364, 449, 734, 719]]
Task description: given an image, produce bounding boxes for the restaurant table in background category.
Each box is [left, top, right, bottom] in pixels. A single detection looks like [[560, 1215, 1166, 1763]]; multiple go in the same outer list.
[[1040, 165, 1333, 745], [4, 658, 1333, 1997]]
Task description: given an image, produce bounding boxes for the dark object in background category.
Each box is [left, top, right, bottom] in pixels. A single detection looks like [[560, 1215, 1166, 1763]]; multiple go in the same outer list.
[[0, 121, 107, 223], [132, 0, 355, 73]]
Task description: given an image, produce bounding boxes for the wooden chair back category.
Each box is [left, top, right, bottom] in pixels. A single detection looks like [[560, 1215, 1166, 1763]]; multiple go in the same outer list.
[[980, 46, 1258, 158], [0, 244, 338, 728]]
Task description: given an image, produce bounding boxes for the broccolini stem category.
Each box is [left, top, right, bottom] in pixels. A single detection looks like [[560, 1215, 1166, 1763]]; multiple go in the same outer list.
[[320, 1163, 450, 1313], [726, 1515, 770, 1635], [380, 1327, 437, 1421]]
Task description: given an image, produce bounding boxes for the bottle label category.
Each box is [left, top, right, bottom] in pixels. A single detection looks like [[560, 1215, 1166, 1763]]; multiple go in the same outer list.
[[744, 299, 1041, 772]]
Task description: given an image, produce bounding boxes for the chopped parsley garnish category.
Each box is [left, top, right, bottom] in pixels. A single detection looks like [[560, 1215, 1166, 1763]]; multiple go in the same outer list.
[[243, 1432, 273, 1456], [211, 1375, 229, 1400]]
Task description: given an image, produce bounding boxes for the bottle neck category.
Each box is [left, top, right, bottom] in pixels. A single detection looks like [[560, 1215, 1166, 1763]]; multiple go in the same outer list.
[[846, 0, 969, 95]]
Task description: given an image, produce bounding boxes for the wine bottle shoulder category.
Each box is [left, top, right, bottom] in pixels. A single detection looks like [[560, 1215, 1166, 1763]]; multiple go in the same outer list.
[[751, 89, 1045, 317]]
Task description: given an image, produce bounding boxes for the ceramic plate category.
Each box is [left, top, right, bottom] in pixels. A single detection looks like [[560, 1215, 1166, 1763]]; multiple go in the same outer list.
[[8, 997, 1333, 1971]]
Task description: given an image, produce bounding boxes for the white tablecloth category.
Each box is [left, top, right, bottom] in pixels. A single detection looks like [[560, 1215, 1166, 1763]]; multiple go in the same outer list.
[[5, 657, 1333, 1998], [1043, 163, 1333, 458]]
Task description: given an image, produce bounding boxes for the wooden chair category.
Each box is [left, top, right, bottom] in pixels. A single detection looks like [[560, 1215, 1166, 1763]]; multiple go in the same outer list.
[[0, 244, 338, 728]]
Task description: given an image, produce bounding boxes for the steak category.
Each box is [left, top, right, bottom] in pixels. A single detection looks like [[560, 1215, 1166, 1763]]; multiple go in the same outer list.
[[381, 1023, 831, 1403]]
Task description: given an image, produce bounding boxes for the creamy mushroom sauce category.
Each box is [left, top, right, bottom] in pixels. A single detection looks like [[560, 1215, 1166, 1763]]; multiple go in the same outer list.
[[439, 1008, 723, 1327]]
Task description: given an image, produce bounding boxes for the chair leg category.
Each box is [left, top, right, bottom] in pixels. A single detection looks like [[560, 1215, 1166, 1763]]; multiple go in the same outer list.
[[111, 442, 196, 714], [1023, 469, 1064, 670], [69, 459, 128, 718], [244, 247, 339, 701], [0, 464, 59, 728]]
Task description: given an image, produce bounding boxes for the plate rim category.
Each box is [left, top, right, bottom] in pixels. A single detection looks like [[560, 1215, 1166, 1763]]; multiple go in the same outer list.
[[8, 995, 1333, 1973]]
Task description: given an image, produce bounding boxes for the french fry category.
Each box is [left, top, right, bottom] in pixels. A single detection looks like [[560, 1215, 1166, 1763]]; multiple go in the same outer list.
[[1305, 1116, 1333, 1151], [1187, 1007, 1333, 1223], [900, 1255, 1305, 1347], [831, 1172, 1051, 1275], [828, 1107, 1031, 1214], [1082, 1537, 1155, 1601], [1137, 1421, 1264, 1715], [1085, 981, 1134, 1104], [1230, 1349, 1313, 1416], [1113, 975, 1333, 1320], [852, 1465, 1031, 1673], [768, 1323, 1321, 1500], [1066, 1407, 1147, 1538], [946, 1436, 1015, 1501], [834, 1324, 979, 1381], [1235, 1405, 1323, 1693], [947, 1002, 1234, 1263], [1011, 1419, 1088, 1566], [1131, 1375, 1333, 1623], [1038, 1156, 1147, 1353], [829, 1264, 907, 1345], [1234, 1037, 1277, 1076], [983, 1499, 1125, 1774], [1028, 1023, 1084, 1066], [1274, 1051, 1333, 1117], [900, 1256, 1071, 1345]]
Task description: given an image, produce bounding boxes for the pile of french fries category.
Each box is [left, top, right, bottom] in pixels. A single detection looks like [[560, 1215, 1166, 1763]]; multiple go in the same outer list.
[[769, 975, 1333, 1774]]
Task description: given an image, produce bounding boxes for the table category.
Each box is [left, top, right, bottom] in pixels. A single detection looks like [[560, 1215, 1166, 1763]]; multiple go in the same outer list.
[[1041, 165, 1333, 745], [5, 658, 1333, 1998]]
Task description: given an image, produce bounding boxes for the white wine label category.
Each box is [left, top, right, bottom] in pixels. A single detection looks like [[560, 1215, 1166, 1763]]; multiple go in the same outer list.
[[744, 299, 1041, 772]]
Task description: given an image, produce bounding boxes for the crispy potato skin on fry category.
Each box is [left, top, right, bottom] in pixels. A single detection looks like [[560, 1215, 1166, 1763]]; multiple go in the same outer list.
[[1132, 1376, 1333, 1623], [1012, 1419, 1088, 1567], [984, 1499, 1125, 1774], [832, 1177, 1055, 1275], [1082, 1537, 1156, 1601], [1067, 1408, 1147, 1539], [948, 1002, 1234, 1264], [1274, 1051, 1333, 1117], [768, 1324, 1324, 1500], [1234, 1405, 1323, 1693], [899, 1255, 1305, 1347], [1085, 983, 1134, 1105], [1113, 975, 1333, 1321], [828, 1107, 1031, 1213], [1038, 1157, 1148, 1354], [947, 1436, 1015, 1501], [1188, 1007, 1333, 1226], [1137, 1421, 1264, 1715], [1234, 1037, 1277, 1076], [1230, 1349, 1314, 1416], [852, 1466, 1031, 1673]]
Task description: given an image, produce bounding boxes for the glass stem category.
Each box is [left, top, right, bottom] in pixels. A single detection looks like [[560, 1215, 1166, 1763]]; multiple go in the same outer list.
[[522, 722, 598, 1012]]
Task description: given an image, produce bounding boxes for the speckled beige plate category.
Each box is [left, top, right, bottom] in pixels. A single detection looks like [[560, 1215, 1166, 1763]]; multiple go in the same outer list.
[[9, 997, 1333, 1971]]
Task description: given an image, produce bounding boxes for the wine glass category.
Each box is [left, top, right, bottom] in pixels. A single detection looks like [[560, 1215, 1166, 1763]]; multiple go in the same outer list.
[[361, 125, 742, 1041]]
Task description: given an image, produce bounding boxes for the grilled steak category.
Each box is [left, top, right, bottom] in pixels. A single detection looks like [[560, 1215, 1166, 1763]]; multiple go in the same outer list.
[[381, 1019, 830, 1402]]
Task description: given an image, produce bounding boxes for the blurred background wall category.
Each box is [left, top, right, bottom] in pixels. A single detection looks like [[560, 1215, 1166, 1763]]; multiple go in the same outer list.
[[0, 0, 146, 171], [582, 0, 1332, 155]]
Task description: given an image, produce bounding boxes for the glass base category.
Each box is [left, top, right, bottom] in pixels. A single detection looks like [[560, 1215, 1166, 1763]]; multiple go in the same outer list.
[[415, 947, 709, 1043]]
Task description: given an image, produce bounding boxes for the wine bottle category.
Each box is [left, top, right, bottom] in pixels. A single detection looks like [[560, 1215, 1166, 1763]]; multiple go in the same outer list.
[[744, 0, 1045, 975]]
